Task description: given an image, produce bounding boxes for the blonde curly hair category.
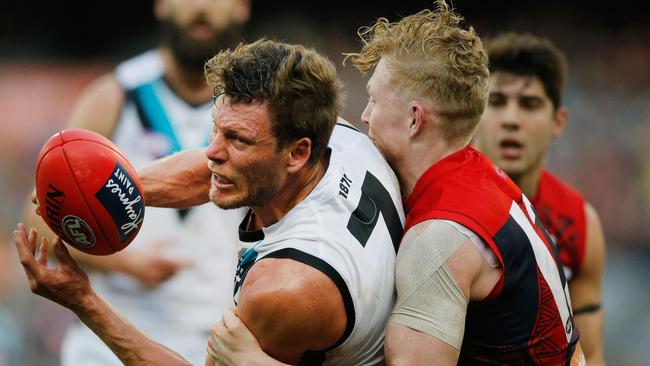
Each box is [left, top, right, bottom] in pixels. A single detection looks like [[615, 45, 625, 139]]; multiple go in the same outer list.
[[347, 0, 489, 142]]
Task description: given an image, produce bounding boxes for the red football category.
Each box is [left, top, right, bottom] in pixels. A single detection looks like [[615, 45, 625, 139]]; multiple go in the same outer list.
[[35, 129, 145, 255]]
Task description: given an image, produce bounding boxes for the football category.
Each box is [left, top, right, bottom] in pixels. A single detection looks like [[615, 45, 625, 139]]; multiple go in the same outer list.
[[35, 129, 145, 255]]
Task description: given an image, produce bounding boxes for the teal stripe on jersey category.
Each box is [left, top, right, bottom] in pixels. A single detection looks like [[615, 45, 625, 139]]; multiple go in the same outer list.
[[133, 81, 182, 154]]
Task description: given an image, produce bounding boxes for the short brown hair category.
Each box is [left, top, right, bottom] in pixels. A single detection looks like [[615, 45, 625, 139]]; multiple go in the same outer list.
[[485, 32, 568, 109], [347, 0, 489, 142], [205, 39, 343, 164]]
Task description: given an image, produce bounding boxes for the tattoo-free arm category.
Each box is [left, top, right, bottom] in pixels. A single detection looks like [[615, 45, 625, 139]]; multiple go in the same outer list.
[[570, 203, 606, 365], [138, 148, 212, 208]]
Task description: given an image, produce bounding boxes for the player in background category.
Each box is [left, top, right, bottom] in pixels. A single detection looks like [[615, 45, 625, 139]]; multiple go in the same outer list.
[[22, 0, 250, 364], [472, 32, 606, 365]]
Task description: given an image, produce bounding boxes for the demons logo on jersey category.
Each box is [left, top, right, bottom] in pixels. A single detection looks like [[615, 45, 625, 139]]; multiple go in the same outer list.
[[95, 162, 144, 243]]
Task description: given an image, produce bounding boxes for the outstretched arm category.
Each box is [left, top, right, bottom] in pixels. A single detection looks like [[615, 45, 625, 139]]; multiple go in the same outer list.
[[139, 148, 212, 208], [14, 224, 191, 366], [570, 203, 606, 365]]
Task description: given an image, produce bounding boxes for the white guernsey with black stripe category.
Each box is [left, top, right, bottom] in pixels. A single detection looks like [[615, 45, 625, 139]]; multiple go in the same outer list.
[[234, 124, 405, 366]]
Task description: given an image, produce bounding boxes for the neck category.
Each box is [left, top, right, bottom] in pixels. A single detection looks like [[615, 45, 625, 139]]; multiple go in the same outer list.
[[160, 47, 213, 105], [251, 156, 329, 228], [511, 162, 544, 199], [395, 136, 467, 199]]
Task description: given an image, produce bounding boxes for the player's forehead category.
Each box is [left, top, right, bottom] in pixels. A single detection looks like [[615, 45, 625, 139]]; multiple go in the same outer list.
[[489, 72, 546, 98], [367, 59, 391, 92], [211, 96, 272, 134]]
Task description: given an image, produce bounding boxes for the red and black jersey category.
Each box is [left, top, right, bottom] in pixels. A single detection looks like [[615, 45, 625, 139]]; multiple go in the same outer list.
[[404, 147, 580, 365], [531, 170, 587, 281]]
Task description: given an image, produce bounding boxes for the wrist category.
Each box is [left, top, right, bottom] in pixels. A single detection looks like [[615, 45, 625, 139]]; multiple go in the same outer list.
[[70, 285, 100, 316]]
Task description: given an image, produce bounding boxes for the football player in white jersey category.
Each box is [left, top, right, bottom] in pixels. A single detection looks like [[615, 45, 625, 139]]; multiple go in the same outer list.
[[21, 1, 250, 365], [15, 39, 404, 365]]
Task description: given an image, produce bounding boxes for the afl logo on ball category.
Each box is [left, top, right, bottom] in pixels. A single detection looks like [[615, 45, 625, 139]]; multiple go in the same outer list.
[[62, 215, 96, 247]]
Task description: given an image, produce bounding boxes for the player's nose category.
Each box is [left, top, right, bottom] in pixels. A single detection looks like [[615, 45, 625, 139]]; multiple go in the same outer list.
[[206, 132, 227, 164], [500, 102, 521, 131]]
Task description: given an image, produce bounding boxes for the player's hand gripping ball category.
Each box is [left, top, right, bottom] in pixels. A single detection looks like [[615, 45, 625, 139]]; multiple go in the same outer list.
[[35, 129, 145, 255]]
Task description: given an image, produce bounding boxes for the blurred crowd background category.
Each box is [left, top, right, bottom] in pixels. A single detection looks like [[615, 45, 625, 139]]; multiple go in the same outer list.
[[1, 1, 648, 365]]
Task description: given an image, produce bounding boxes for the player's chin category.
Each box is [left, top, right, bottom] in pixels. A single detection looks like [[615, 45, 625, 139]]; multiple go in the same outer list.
[[209, 188, 245, 210], [498, 160, 527, 178]]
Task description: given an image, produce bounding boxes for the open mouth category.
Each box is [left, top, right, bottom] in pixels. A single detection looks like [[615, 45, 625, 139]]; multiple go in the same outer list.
[[188, 19, 214, 39], [499, 139, 524, 159], [212, 173, 235, 188]]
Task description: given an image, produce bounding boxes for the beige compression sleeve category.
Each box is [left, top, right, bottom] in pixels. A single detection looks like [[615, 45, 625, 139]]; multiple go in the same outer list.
[[390, 220, 470, 350]]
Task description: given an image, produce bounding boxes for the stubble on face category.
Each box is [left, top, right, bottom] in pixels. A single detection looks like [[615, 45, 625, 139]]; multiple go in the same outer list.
[[209, 151, 285, 210]]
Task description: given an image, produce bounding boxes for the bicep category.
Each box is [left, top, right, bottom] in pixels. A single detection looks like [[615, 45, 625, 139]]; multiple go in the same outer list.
[[66, 74, 124, 137], [389, 221, 477, 359], [236, 258, 347, 364]]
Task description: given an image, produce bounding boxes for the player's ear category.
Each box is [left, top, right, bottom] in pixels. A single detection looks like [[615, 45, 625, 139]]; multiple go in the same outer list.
[[154, 0, 171, 21], [552, 106, 568, 138], [408, 101, 427, 138], [233, 0, 251, 25], [286, 138, 311, 173]]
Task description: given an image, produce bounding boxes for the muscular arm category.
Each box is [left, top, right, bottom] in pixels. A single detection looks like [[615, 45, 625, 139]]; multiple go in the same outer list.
[[385, 220, 501, 366], [570, 203, 606, 365], [138, 148, 212, 208], [14, 224, 191, 366], [234, 257, 347, 364]]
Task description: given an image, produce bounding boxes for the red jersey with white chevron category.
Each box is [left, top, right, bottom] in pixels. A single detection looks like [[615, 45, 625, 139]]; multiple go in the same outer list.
[[531, 170, 587, 281], [404, 147, 580, 365]]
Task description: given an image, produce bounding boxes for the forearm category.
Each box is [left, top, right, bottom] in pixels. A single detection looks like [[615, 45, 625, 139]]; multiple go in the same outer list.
[[574, 311, 606, 365], [138, 148, 211, 208], [74, 289, 191, 366]]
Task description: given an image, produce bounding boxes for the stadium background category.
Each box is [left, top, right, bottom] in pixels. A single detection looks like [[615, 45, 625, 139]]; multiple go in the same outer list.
[[0, 1, 648, 364]]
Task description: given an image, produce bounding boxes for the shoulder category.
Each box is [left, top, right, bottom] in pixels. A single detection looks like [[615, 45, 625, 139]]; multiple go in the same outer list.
[[114, 50, 164, 89], [399, 220, 481, 280], [399, 219, 498, 300], [66, 74, 124, 137], [539, 170, 585, 203], [237, 257, 347, 362]]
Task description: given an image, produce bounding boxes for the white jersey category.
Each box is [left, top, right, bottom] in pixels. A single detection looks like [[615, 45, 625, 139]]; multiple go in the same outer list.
[[61, 50, 245, 366], [234, 124, 405, 365]]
